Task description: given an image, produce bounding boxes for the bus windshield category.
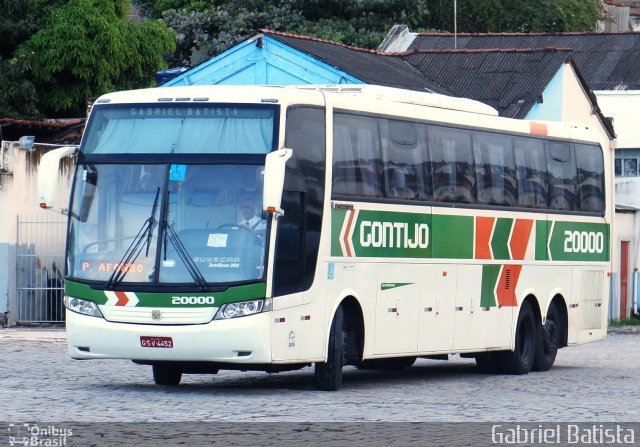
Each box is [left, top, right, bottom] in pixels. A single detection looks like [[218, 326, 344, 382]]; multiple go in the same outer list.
[[81, 104, 275, 154], [68, 163, 267, 286]]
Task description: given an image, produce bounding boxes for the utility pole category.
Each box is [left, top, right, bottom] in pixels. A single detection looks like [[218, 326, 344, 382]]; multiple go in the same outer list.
[[454, 0, 458, 49]]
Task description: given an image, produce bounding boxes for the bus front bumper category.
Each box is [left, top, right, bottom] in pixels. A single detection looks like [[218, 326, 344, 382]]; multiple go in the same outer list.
[[65, 310, 272, 364]]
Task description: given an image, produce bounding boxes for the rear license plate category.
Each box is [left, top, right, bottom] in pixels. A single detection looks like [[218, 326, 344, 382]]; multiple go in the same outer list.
[[140, 336, 173, 348]]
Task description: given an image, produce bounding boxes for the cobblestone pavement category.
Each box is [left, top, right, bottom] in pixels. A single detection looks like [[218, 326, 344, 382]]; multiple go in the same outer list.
[[1, 328, 638, 423]]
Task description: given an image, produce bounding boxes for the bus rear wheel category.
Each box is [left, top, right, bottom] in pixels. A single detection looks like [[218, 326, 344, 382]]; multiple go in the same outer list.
[[315, 305, 345, 391], [152, 363, 182, 386], [499, 300, 537, 375], [533, 302, 560, 371]]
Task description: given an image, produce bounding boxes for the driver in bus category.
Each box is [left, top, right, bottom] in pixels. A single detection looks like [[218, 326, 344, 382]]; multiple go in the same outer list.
[[238, 197, 266, 234]]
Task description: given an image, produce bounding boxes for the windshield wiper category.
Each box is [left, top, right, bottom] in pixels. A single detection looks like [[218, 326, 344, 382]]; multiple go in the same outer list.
[[105, 187, 160, 289], [162, 192, 207, 290]]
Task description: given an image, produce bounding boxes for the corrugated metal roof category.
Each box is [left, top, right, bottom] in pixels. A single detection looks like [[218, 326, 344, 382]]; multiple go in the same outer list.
[[403, 48, 571, 118], [263, 30, 453, 95], [409, 32, 640, 90]]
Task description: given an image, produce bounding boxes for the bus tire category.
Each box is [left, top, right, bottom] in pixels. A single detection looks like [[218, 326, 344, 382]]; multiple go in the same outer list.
[[475, 352, 502, 373], [315, 305, 345, 391], [533, 302, 560, 371], [152, 363, 182, 386], [499, 300, 537, 375]]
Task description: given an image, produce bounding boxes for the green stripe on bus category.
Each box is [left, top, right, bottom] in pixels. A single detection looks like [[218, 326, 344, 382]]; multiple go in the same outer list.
[[491, 218, 513, 260], [431, 214, 474, 259], [481, 265, 501, 308], [547, 221, 610, 262], [380, 282, 413, 291], [352, 210, 432, 258], [535, 220, 549, 261], [64, 280, 267, 307]]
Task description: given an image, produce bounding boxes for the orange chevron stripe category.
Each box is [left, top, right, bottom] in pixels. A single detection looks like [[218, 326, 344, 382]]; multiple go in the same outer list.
[[343, 210, 356, 257], [115, 291, 129, 306], [475, 216, 495, 259], [510, 219, 533, 260], [496, 265, 521, 307]]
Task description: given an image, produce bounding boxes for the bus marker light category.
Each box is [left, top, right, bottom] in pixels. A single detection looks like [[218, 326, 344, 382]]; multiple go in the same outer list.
[[530, 122, 548, 136], [424, 307, 433, 312], [442, 271, 447, 276], [300, 315, 311, 321], [275, 317, 285, 323]]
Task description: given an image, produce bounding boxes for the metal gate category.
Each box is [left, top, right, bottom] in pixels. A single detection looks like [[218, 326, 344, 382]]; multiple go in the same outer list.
[[15, 214, 67, 323]]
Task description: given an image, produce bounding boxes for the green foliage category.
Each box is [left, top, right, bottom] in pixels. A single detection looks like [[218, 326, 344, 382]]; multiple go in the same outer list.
[[161, 0, 430, 66], [427, 0, 605, 33], [0, 0, 175, 119], [162, 0, 305, 66]]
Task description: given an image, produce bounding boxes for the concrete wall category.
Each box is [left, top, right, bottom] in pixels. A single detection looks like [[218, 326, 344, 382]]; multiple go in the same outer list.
[[594, 90, 640, 150], [0, 142, 74, 324]]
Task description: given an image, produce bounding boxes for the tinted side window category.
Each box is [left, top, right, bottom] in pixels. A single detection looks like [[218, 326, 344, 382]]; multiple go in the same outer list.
[[332, 113, 383, 197], [274, 107, 326, 296], [428, 126, 475, 203], [473, 132, 516, 206], [514, 137, 548, 209], [380, 119, 431, 200], [547, 142, 577, 211], [575, 143, 605, 213]]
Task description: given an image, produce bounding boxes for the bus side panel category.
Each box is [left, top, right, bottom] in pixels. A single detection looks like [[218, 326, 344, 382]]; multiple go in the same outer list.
[[270, 290, 327, 363], [572, 266, 608, 345], [324, 260, 379, 359], [417, 264, 457, 353]]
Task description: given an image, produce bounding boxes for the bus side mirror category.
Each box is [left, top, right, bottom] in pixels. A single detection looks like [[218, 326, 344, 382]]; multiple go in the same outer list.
[[263, 148, 292, 217], [38, 146, 76, 213]]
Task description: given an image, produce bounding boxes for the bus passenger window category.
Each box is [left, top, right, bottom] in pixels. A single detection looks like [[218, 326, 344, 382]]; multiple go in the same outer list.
[[332, 114, 382, 198], [380, 120, 430, 201], [472, 132, 516, 206], [575, 144, 605, 213], [514, 137, 548, 209], [427, 126, 475, 204], [548, 142, 577, 211]]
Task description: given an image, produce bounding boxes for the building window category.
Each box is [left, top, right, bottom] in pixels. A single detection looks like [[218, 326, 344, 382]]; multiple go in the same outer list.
[[616, 157, 640, 177]]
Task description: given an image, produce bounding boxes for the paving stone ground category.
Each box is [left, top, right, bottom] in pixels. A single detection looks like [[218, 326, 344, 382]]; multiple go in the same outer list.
[[0, 328, 638, 423]]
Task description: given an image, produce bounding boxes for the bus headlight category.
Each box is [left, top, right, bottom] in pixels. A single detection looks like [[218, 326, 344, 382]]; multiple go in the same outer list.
[[64, 296, 103, 318], [214, 298, 270, 320]]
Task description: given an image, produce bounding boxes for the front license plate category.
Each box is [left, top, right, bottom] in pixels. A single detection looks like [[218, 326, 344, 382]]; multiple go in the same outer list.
[[140, 336, 173, 348]]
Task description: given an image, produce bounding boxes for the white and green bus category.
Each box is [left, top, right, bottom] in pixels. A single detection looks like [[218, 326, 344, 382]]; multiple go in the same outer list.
[[39, 85, 611, 391]]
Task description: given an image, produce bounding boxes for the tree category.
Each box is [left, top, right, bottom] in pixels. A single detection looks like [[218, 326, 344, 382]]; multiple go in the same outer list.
[[162, 0, 305, 66], [0, 0, 175, 118], [426, 0, 605, 33], [160, 0, 431, 66]]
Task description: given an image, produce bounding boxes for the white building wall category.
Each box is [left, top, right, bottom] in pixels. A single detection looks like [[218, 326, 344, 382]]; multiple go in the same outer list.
[[594, 90, 640, 150], [0, 142, 73, 324]]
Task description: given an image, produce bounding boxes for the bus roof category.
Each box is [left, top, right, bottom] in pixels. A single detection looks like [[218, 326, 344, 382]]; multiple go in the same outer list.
[[95, 84, 499, 116]]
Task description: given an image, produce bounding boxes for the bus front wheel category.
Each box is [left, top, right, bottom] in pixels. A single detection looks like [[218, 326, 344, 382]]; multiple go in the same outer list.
[[499, 300, 537, 375], [152, 363, 182, 386], [315, 305, 345, 391]]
